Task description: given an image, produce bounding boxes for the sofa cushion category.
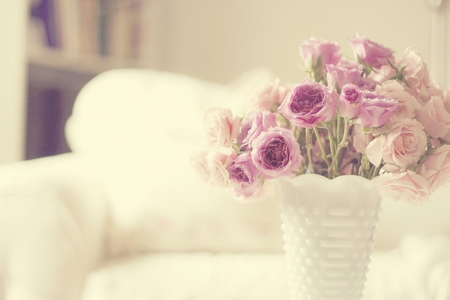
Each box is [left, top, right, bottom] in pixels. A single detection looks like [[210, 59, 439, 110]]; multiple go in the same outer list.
[[65, 68, 284, 255]]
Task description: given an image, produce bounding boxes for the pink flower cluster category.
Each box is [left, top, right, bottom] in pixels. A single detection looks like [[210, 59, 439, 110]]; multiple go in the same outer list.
[[191, 33, 450, 204]]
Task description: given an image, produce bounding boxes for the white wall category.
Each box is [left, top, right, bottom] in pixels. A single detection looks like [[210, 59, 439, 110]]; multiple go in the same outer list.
[[156, 0, 446, 87], [0, 1, 28, 164]]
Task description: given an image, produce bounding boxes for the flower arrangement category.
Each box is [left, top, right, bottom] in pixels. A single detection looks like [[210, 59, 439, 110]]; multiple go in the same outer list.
[[190, 33, 450, 204]]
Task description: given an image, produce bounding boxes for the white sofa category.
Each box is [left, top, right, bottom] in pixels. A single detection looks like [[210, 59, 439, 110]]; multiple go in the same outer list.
[[1, 68, 450, 300]]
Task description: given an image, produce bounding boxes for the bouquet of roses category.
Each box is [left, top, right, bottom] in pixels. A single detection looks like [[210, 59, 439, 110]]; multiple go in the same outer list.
[[190, 33, 450, 204]]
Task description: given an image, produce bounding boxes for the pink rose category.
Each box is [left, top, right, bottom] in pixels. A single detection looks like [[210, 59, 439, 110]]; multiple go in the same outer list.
[[397, 47, 443, 103], [189, 149, 211, 184], [356, 77, 378, 91], [418, 145, 450, 192], [300, 37, 341, 72], [352, 125, 373, 154], [226, 152, 264, 201], [237, 110, 278, 151], [374, 170, 431, 204], [398, 48, 429, 89], [416, 96, 450, 141], [368, 64, 397, 83], [348, 33, 395, 69], [444, 88, 450, 112], [205, 147, 237, 187], [203, 106, 240, 148], [278, 79, 338, 129], [339, 84, 362, 119], [190, 147, 237, 187], [366, 119, 427, 171], [248, 79, 289, 111], [326, 63, 362, 90], [357, 91, 399, 128], [251, 127, 303, 179], [377, 80, 421, 122]]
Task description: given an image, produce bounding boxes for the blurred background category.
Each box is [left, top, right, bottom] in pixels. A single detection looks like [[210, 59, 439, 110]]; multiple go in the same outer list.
[[1, 0, 449, 164]]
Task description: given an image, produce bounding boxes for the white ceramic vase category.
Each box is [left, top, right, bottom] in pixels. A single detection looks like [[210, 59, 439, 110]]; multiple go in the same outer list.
[[278, 174, 381, 300]]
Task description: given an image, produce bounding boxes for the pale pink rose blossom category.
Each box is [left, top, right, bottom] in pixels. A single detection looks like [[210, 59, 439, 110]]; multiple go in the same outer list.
[[357, 91, 399, 128], [278, 79, 338, 129], [190, 149, 211, 184], [416, 96, 450, 141], [398, 48, 428, 90], [300, 37, 341, 72], [374, 170, 431, 204], [418, 145, 450, 192], [326, 64, 362, 90], [339, 84, 362, 119], [248, 79, 289, 111], [356, 77, 378, 91], [348, 33, 395, 69], [368, 64, 397, 83], [397, 47, 443, 103], [443, 88, 450, 112], [430, 138, 441, 148], [377, 80, 421, 122], [366, 119, 427, 171], [352, 125, 373, 154], [205, 147, 237, 187], [204, 106, 240, 148]]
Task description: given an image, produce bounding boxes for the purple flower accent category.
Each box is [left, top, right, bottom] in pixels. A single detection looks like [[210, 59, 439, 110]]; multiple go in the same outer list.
[[339, 84, 362, 119], [357, 91, 399, 128], [237, 111, 278, 151], [227, 153, 263, 199], [349, 33, 395, 69], [278, 79, 337, 128], [251, 127, 303, 179]]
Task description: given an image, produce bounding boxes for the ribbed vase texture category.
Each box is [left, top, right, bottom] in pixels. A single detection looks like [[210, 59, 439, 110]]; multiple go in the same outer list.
[[278, 174, 381, 300]]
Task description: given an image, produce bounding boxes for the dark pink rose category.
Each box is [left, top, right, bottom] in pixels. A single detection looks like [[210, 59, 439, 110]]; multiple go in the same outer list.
[[237, 111, 278, 151], [339, 84, 362, 119], [278, 79, 338, 129], [300, 37, 341, 72], [357, 91, 399, 128], [227, 153, 264, 200], [349, 33, 395, 69], [251, 127, 303, 179]]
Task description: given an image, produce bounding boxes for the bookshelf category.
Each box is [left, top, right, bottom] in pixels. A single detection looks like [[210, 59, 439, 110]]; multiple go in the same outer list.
[[26, 0, 163, 159]]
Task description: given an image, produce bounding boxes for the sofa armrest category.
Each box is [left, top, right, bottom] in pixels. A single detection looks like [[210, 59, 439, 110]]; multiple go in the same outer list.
[[0, 153, 109, 300]]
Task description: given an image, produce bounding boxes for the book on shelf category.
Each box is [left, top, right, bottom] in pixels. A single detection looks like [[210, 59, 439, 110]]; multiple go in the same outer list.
[[29, 0, 144, 65]]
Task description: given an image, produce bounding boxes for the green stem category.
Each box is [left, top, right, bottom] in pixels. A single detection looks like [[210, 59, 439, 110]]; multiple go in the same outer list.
[[330, 119, 350, 176], [336, 116, 342, 147], [305, 128, 315, 174], [313, 127, 330, 168], [326, 124, 336, 159]]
